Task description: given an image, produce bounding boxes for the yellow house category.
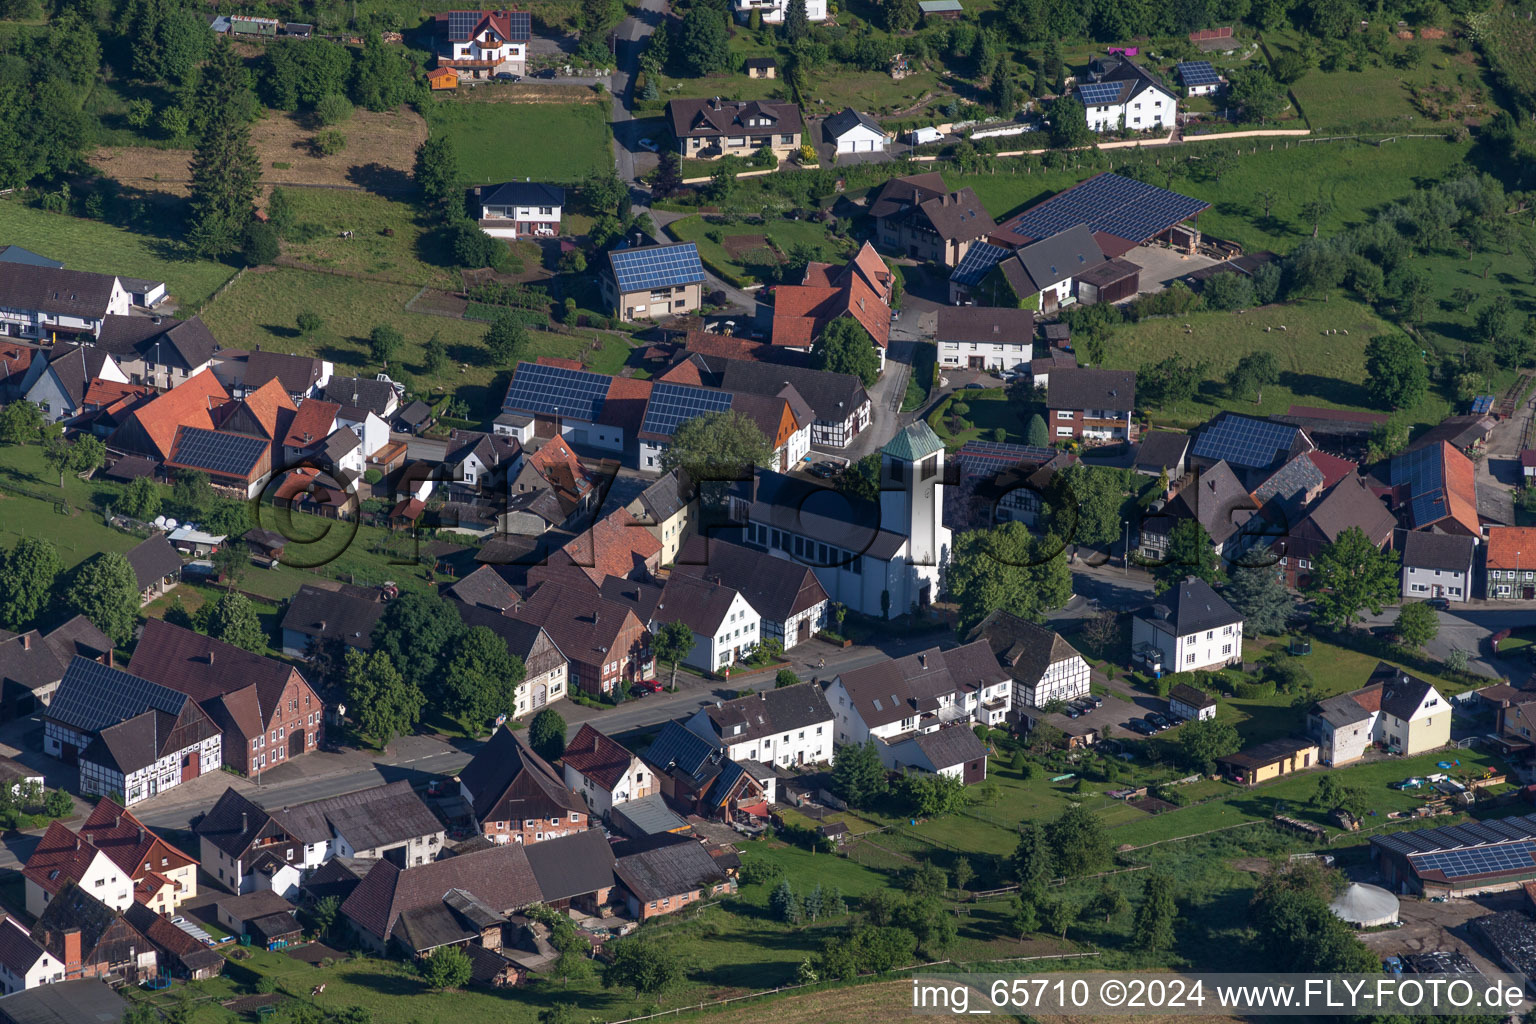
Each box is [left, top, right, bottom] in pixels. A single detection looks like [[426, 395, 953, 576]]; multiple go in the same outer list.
[[626, 469, 692, 565], [1216, 737, 1320, 787], [1308, 664, 1452, 766]]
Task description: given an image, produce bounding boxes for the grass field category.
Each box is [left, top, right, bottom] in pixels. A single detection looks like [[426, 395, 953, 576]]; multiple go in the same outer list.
[[276, 188, 458, 289], [199, 267, 634, 418], [430, 92, 614, 185], [1096, 294, 1453, 432], [1264, 28, 1494, 132], [665, 213, 854, 286], [0, 198, 236, 310], [0, 445, 143, 573]]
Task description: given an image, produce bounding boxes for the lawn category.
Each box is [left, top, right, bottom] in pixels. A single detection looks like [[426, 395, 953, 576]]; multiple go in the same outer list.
[[200, 267, 634, 420], [1264, 28, 1495, 132], [926, 389, 1031, 448], [0, 197, 236, 310], [0, 444, 142, 573], [1097, 294, 1452, 432], [665, 213, 853, 286], [274, 189, 459, 290], [429, 92, 614, 186]]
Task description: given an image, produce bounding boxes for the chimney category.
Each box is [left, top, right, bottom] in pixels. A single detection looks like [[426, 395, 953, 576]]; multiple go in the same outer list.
[[760, 691, 766, 701], [19, 634, 29, 651], [207, 649, 215, 665], [63, 927, 81, 969], [241, 812, 248, 834], [594, 733, 600, 752], [918, 653, 927, 668]]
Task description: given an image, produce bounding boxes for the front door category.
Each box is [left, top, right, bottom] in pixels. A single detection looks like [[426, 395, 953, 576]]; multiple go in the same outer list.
[[289, 730, 304, 758], [968, 356, 984, 369], [797, 618, 809, 642], [1042, 290, 1059, 313], [182, 751, 200, 781]]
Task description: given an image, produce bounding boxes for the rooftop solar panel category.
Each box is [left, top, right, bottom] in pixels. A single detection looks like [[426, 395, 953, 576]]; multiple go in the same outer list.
[[505, 10, 531, 39], [1004, 172, 1210, 246], [1190, 415, 1299, 470], [640, 381, 733, 438], [1409, 840, 1536, 879], [959, 440, 1057, 466], [950, 241, 1010, 287], [170, 427, 268, 477], [1373, 813, 1536, 857], [49, 656, 188, 734], [448, 9, 476, 39], [501, 361, 612, 422], [1177, 61, 1221, 86], [610, 243, 705, 294], [1076, 81, 1124, 105]]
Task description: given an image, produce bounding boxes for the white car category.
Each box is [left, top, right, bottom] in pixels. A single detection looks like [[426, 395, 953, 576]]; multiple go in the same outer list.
[[637, 138, 659, 152]]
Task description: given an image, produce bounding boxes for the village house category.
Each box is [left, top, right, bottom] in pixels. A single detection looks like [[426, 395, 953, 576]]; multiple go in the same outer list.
[[561, 725, 655, 820], [705, 353, 871, 449], [30, 883, 154, 982], [653, 573, 761, 673], [1485, 526, 1536, 601], [508, 581, 650, 696], [1274, 473, 1397, 589], [194, 782, 445, 897], [1138, 460, 1257, 564], [42, 657, 223, 808], [453, 604, 569, 718], [431, 8, 531, 79], [684, 683, 834, 768], [626, 470, 693, 565], [108, 368, 229, 463], [278, 583, 388, 659], [614, 836, 734, 920], [472, 181, 564, 240], [672, 538, 828, 650], [457, 727, 589, 846], [1130, 578, 1243, 674], [871, 173, 997, 267], [521, 828, 617, 914], [21, 344, 127, 423], [1046, 366, 1136, 441], [1401, 531, 1477, 603], [1075, 59, 1178, 132], [935, 305, 1037, 372], [1215, 737, 1319, 787], [1169, 683, 1218, 722], [0, 916, 63, 993], [1308, 664, 1451, 766], [732, 0, 824, 23], [602, 242, 707, 322], [21, 821, 135, 919], [0, 615, 113, 721], [966, 609, 1089, 710], [122, 904, 223, 981], [125, 619, 325, 776], [640, 722, 773, 820], [94, 315, 219, 389], [0, 265, 132, 342], [827, 641, 1012, 757], [666, 97, 803, 160], [770, 243, 893, 371]]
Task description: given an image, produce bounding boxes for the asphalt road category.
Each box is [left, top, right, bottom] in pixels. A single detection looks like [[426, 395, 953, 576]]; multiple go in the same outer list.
[[1357, 603, 1536, 681]]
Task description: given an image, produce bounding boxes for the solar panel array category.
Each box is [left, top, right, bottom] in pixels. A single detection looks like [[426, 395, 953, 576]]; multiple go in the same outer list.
[[49, 656, 187, 733], [1076, 81, 1124, 106], [1374, 813, 1536, 857], [1471, 394, 1494, 414], [1177, 61, 1221, 86], [1005, 172, 1211, 246], [1190, 415, 1299, 470], [950, 241, 1011, 287], [959, 440, 1057, 469], [1390, 446, 1448, 528], [501, 361, 612, 421], [610, 243, 705, 294], [448, 10, 477, 39], [170, 427, 268, 477], [1409, 840, 1536, 879], [505, 10, 531, 38], [641, 382, 733, 437]]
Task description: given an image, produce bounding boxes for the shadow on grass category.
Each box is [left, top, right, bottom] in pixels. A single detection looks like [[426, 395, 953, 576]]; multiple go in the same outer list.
[[346, 162, 414, 197], [1275, 370, 1374, 408]]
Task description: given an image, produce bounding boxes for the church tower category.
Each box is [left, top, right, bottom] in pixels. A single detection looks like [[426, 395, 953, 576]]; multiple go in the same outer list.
[[879, 421, 949, 568]]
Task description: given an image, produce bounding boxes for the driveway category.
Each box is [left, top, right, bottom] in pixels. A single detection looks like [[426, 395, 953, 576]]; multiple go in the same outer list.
[[607, 0, 666, 188], [1126, 243, 1221, 293]]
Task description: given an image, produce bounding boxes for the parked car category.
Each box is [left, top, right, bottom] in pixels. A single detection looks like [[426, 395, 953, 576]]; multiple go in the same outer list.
[[1426, 597, 1450, 611], [1145, 712, 1170, 730], [1086, 694, 1104, 708], [964, 381, 986, 389], [534, 68, 557, 78], [628, 684, 652, 698], [637, 137, 659, 152], [1126, 719, 1155, 735], [808, 461, 840, 479], [1064, 708, 1081, 719], [494, 72, 521, 81], [638, 678, 663, 692]]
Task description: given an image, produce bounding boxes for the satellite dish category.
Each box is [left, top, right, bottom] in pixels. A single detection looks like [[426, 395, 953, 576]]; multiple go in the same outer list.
[[165, 518, 179, 529], [153, 516, 167, 527]]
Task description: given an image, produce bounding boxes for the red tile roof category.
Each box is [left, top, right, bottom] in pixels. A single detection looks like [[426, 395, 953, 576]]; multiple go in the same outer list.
[[561, 724, 638, 791], [282, 399, 340, 450], [658, 360, 705, 385], [769, 245, 892, 351], [598, 377, 653, 433], [1486, 527, 1536, 570], [121, 369, 228, 459], [21, 821, 101, 898], [1436, 441, 1481, 536], [560, 507, 662, 584], [536, 356, 584, 371], [1305, 450, 1357, 490], [79, 798, 198, 886], [233, 378, 298, 440], [82, 379, 150, 409], [682, 331, 773, 362]]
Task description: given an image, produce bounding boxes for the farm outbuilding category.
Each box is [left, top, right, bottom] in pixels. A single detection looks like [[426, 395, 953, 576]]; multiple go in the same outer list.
[[1329, 883, 1400, 928]]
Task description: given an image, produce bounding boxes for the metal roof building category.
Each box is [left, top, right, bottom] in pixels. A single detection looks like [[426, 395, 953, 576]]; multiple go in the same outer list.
[[1371, 813, 1536, 895]]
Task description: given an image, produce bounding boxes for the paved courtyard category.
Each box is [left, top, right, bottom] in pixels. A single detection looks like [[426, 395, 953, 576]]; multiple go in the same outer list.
[[1126, 243, 1221, 293]]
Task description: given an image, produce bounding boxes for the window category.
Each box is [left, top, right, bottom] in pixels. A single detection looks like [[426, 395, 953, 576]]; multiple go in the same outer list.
[[1056, 426, 1073, 437], [1222, 644, 1232, 655], [1056, 410, 1073, 419]]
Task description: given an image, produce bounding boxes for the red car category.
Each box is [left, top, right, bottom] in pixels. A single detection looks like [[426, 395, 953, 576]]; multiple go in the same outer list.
[[640, 679, 664, 692]]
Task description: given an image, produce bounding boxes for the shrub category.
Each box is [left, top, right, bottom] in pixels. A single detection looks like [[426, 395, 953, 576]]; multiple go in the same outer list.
[[312, 129, 347, 156], [242, 221, 280, 266], [315, 92, 354, 125], [1230, 679, 1277, 700]]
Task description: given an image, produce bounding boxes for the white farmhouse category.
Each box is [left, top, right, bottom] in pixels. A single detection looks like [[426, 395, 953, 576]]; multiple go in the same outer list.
[[935, 305, 1037, 373], [732, 0, 825, 24], [1131, 578, 1244, 674], [965, 609, 1090, 710], [1075, 60, 1178, 133], [683, 683, 834, 768], [0, 265, 131, 341], [0, 917, 62, 993], [561, 724, 656, 821], [654, 573, 762, 673], [827, 641, 1014, 744]]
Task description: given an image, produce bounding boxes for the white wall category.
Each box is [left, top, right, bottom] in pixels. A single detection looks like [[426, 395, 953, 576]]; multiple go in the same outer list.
[[1403, 566, 1469, 602], [938, 340, 1030, 371]]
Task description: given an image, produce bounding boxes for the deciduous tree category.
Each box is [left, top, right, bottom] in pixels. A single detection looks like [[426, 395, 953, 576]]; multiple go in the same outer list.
[[63, 551, 138, 645], [1308, 526, 1400, 628], [1364, 333, 1428, 411], [660, 409, 773, 481], [1178, 717, 1240, 773], [528, 708, 567, 762], [0, 400, 42, 445], [679, 6, 730, 75], [1394, 600, 1439, 650], [342, 648, 425, 748], [947, 522, 1072, 631], [370, 590, 466, 697], [419, 945, 472, 990], [413, 136, 460, 216], [602, 937, 688, 997], [0, 538, 62, 631], [1227, 351, 1279, 402], [444, 625, 525, 732], [811, 316, 880, 387], [1147, 519, 1223, 593], [1046, 804, 1109, 877], [204, 591, 265, 652], [651, 620, 696, 689], [484, 313, 528, 365]]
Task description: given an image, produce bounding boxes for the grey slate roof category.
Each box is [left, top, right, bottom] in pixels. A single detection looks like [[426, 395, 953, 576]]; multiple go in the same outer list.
[[124, 534, 183, 592], [522, 828, 616, 902], [280, 584, 386, 650], [614, 838, 726, 902], [445, 565, 520, 612], [1134, 430, 1189, 472], [835, 641, 1009, 729], [935, 306, 1037, 345], [672, 537, 828, 623], [965, 609, 1083, 686], [478, 181, 566, 210], [273, 780, 441, 852], [1009, 223, 1107, 294], [1401, 531, 1475, 573], [323, 376, 396, 417], [1047, 367, 1136, 414], [1136, 578, 1242, 637], [695, 682, 834, 746], [0, 979, 127, 1024], [823, 107, 885, 139], [1168, 682, 1217, 711], [656, 574, 740, 635], [244, 351, 327, 396], [0, 265, 120, 320], [634, 469, 688, 524], [0, 245, 63, 269], [714, 356, 868, 424], [910, 723, 986, 770], [1158, 460, 1255, 547]]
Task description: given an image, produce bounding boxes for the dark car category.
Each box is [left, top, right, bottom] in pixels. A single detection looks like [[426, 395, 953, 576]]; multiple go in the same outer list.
[[628, 684, 651, 698], [1425, 597, 1450, 611], [808, 461, 840, 479], [1127, 719, 1155, 735], [494, 72, 521, 81], [1145, 712, 1170, 730], [1086, 694, 1104, 708], [964, 381, 986, 389], [534, 68, 557, 79], [1064, 707, 1081, 719]]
